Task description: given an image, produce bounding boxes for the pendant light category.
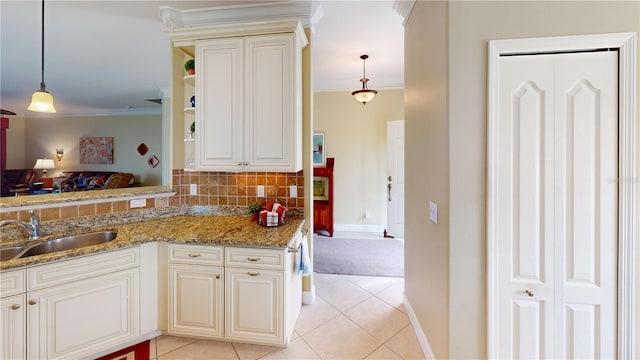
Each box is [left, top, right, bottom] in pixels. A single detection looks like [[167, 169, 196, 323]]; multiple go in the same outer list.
[[28, 0, 56, 113], [351, 54, 378, 105]]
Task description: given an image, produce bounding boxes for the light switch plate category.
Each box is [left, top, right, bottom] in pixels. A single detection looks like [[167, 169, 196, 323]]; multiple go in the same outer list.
[[429, 201, 438, 224], [130, 199, 146, 208], [257, 185, 265, 197], [289, 185, 297, 198], [190, 184, 197, 195]]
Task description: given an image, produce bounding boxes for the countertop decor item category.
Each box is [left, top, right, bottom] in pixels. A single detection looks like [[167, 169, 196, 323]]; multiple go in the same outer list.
[[248, 201, 262, 221], [190, 95, 195, 107]]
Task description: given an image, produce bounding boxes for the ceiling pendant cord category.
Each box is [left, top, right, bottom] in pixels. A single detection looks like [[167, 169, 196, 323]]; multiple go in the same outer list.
[[28, 0, 56, 113]]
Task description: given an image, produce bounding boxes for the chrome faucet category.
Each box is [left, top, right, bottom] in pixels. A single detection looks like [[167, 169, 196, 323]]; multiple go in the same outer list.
[[0, 210, 41, 240]]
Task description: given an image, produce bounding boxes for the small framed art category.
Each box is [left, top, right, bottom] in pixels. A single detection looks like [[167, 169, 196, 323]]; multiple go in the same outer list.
[[313, 132, 325, 166]]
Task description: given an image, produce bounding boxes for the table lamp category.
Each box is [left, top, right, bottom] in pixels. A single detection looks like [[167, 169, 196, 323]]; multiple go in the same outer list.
[[33, 158, 55, 177]]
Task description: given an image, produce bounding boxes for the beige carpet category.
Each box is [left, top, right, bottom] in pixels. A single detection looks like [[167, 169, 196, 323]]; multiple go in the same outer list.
[[313, 234, 404, 277]]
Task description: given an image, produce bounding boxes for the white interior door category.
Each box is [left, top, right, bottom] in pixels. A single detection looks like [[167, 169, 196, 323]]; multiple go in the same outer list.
[[386, 120, 404, 238], [495, 50, 618, 359]]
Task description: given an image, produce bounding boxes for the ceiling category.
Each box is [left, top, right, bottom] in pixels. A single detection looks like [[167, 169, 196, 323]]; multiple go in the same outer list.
[[0, 0, 404, 117]]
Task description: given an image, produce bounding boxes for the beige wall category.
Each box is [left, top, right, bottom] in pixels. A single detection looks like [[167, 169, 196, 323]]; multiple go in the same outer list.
[[25, 115, 163, 185], [404, 1, 450, 357], [404, 1, 640, 359], [3, 116, 26, 169], [314, 89, 403, 230]]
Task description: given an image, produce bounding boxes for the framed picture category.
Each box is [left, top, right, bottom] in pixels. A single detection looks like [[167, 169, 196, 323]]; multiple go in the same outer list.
[[313, 132, 325, 166], [313, 176, 329, 200]]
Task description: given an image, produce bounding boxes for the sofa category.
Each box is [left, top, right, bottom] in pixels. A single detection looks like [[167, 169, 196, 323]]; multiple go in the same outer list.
[[1, 169, 37, 197], [56, 171, 134, 192]]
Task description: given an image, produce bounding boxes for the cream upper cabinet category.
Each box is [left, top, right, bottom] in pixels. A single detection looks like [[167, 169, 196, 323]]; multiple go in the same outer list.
[[195, 32, 303, 172]]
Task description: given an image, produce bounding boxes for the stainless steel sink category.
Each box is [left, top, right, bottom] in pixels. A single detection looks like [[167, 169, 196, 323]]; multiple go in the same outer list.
[[1, 231, 118, 261], [0, 246, 26, 262]]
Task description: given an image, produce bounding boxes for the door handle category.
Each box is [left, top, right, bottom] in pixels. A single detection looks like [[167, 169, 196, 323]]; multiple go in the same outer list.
[[387, 175, 392, 202], [523, 290, 534, 297]]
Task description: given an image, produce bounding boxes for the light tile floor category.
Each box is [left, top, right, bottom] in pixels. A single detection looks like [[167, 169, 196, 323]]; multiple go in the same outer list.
[[150, 273, 424, 360]]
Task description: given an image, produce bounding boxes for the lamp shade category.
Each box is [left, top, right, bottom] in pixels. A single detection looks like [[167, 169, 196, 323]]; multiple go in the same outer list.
[[352, 89, 377, 104], [28, 90, 56, 113], [33, 158, 55, 170]]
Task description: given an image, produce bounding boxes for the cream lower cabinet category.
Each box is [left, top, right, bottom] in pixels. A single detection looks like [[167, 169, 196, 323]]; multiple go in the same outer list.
[[225, 268, 284, 344], [26, 248, 140, 360], [1, 268, 26, 360], [167, 244, 224, 338], [225, 242, 302, 346]]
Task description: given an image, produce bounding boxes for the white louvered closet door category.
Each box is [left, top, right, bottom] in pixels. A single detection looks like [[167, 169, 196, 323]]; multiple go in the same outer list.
[[496, 50, 618, 359]]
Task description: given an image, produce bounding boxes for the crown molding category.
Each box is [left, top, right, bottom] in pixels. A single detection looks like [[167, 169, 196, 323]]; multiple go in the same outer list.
[[159, 1, 321, 31], [393, 0, 415, 26]]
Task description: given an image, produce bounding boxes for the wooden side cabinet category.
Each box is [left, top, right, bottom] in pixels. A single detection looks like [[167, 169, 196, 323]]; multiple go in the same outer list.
[[313, 158, 334, 237]]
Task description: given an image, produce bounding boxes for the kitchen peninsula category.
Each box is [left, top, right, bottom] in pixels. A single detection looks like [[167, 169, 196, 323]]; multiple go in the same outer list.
[[0, 209, 306, 359]]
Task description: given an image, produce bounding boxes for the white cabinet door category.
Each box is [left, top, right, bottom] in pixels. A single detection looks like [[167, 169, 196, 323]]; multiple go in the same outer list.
[[27, 268, 139, 360], [245, 34, 301, 171], [194, 33, 302, 172], [225, 268, 283, 345], [168, 263, 224, 338], [1, 294, 26, 360], [196, 38, 244, 171]]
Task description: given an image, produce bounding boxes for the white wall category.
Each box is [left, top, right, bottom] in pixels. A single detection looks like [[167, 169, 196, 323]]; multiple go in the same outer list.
[[25, 114, 163, 185], [404, 1, 639, 359], [314, 89, 404, 231]]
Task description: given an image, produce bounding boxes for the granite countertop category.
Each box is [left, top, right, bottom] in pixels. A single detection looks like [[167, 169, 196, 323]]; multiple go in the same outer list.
[[1, 215, 305, 270]]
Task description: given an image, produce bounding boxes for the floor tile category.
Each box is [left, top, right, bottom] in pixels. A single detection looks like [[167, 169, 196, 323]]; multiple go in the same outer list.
[[385, 325, 426, 360], [261, 338, 321, 359], [155, 334, 198, 357], [345, 274, 399, 294], [312, 272, 348, 290], [150, 338, 157, 359], [316, 278, 372, 312], [302, 314, 381, 359], [232, 342, 277, 360], [345, 296, 410, 342], [364, 345, 403, 359], [375, 282, 406, 313], [158, 339, 238, 360], [294, 295, 340, 335]]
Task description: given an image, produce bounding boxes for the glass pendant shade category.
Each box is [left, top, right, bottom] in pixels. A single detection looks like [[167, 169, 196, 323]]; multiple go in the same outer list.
[[29, 0, 56, 113], [352, 87, 378, 104], [28, 90, 56, 113]]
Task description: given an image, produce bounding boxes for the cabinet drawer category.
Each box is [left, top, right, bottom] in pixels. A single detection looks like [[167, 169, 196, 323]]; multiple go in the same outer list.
[[0, 269, 26, 297], [225, 247, 284, 270], [169, 244, 223, 266], [28, 247, 139, 291]]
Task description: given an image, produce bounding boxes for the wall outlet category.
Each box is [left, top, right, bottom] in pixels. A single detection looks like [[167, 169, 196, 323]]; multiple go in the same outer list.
[[364, 211, 370, 219], [289, 185, 297, 198], [130, 198, 146, 208], [429, 201, 438, 224], [257, 185, 265, 197], [156, 197, 168, 208], [190, 184, 197, 195]]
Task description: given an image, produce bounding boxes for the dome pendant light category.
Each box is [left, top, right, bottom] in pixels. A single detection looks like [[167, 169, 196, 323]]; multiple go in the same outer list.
[[28, 0, 56, 113], [351, 54, 378, 105]]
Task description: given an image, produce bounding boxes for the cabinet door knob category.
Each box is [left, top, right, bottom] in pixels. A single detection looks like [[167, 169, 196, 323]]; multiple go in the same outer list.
[[248, 272, 260, 276], [524, 290, 534, 297], [216, 274, 220, 279], [188, 253, 201, 258], [248, 257, 260, 262], [28, 299, 38, 305], [11, 304, 21, 310]]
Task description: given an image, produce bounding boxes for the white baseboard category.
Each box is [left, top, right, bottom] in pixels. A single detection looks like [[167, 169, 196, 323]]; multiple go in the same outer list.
[[403, 292, 436, 360], [302, 285, 315, 304], [333, 224, 386, 233]]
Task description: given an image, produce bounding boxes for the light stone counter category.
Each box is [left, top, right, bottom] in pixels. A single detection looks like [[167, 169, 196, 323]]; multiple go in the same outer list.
[[1, 215, 305, 270]]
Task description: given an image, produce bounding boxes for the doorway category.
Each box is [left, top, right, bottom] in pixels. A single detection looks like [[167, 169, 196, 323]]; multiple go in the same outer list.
[[487, 33, 637, 359], [386, 120, 405, 239]]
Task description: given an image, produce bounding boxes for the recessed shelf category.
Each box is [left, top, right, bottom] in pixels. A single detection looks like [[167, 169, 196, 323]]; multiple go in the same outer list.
[[184, 74, 196, 82], [184, 138, 195, 142], [184, 107, 196, 112]]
